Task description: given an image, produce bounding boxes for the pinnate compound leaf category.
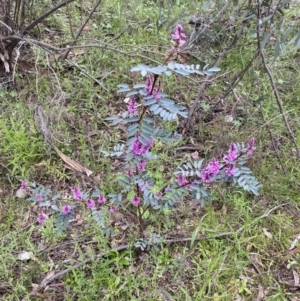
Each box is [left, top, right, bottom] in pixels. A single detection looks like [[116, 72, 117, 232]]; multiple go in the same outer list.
[[144, 99, 157, 106], [123, 117, 139, 124], [117, 88, 131, 93], [105, 116, 121, 121], [206, 66, 221, 72], [117, 83, 129, 89], [133, 83, 146, 89], [91, 208, 106, 228], [56, 211, 75, 235], [126, 91, 138, 97], [51, 204, 59, 211], [51, 193, 60, 201]]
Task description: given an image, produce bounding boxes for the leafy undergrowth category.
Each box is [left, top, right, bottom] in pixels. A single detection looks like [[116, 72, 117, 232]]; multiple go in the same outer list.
[[1, 0, 300, 300]]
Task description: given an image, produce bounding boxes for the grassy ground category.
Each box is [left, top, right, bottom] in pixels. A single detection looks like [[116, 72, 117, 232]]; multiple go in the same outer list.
[[1, 0, 300, 300]]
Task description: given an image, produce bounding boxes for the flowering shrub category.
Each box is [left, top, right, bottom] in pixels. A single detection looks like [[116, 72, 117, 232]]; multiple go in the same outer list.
[[21, 24, 261, 239]]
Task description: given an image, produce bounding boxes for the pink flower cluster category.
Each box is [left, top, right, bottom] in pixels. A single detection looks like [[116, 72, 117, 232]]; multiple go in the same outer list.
[[171, 24, 187, 47], [21, 180, 30, 191], [222, 143, 239, 177], [223, 142, 238, 163], [62, 204, 72, 215], [72, 186, 83, 201], [127, 96, 138, 116], [246, 137, 256, 156], [127, 168, 134, 178], [36, 193, 43, 201], [131, 196, 141, 206], [197, 139, 256, 183], [200, 158, 220, 183], [132, 138, 153, 156], [145, 75, 161, 100], [177, 173, 189, 187], [137, 160, 147, 172], [98, 194, 106, 204], [86, 199, 95, 208], [37, 213, 48, 224]]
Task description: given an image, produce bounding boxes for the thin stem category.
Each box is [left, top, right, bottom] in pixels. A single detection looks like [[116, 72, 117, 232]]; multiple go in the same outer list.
[[138, 74, 159, 123], [256, 0, 300, 159], [32, 203, 287, 292], [137, 205, 144, 238], [141, 144, 255, 217], [62, 0, 103, 59]]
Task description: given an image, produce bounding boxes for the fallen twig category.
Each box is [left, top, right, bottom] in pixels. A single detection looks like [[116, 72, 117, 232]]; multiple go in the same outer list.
[[256, 0, 300, 159], [36, 105, 93, 176], [62, 0, 103, 59], [184, 22, 247, 133], [31, 203, 287, 294]]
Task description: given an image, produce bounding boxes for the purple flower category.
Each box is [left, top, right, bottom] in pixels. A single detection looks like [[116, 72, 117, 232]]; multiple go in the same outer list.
[[36, 193, 43, 201], [62, 204, 72, 215], [137, 160, 147, 172], [132, 138, 153, 156], [37, 213, 48, 224], [109, 205, 117, 213], [153, 91, 161, 101], [127, 169, 134, 178], [127, 97, 138, 116], [72, 186, 83, 201], [21, 180, 30, 191], [145, 76, 161, 99], [146, 75, 153, 94], [171, 24, 186, 39], [225, 164, 236, 177], [178, 39, 186, 46], [246, 137, 256, 156], [248, 137, 255, 148], [199, 158, 220, 183], [177, 173, 189, 186], [132, 139, 144, 155], [229, 142, 238, 152], [86, 199, 95, 208], [207, 158, 220, 175], [200, 169, 212, 183], [131, 196, 141, 206], [138, 181, 150, 191], [223, 150, 238, 163], [171, 24, 187, 46], [98, 194, 106, 204]]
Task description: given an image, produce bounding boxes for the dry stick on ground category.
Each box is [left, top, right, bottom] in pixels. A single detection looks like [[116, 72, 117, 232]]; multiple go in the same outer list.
[[256, 0, 300, 159], [3, 35, 108, 91], [3, 0, 77, 60], [221, 50, 260, 101], [62, 0, 103, 59], [2, 35, 168, 90], [31, 203, 287, 293], [207, 49, 260, 118], [184, 23, 246, 133]]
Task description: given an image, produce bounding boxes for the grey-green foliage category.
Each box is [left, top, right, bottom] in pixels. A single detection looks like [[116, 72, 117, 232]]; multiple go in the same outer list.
[[101, 61, 221, 213], [131, 63, 220, 77], [175, 141, 262, 200], [134, 233, 163, 251], [56, 210, 75, 235]]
